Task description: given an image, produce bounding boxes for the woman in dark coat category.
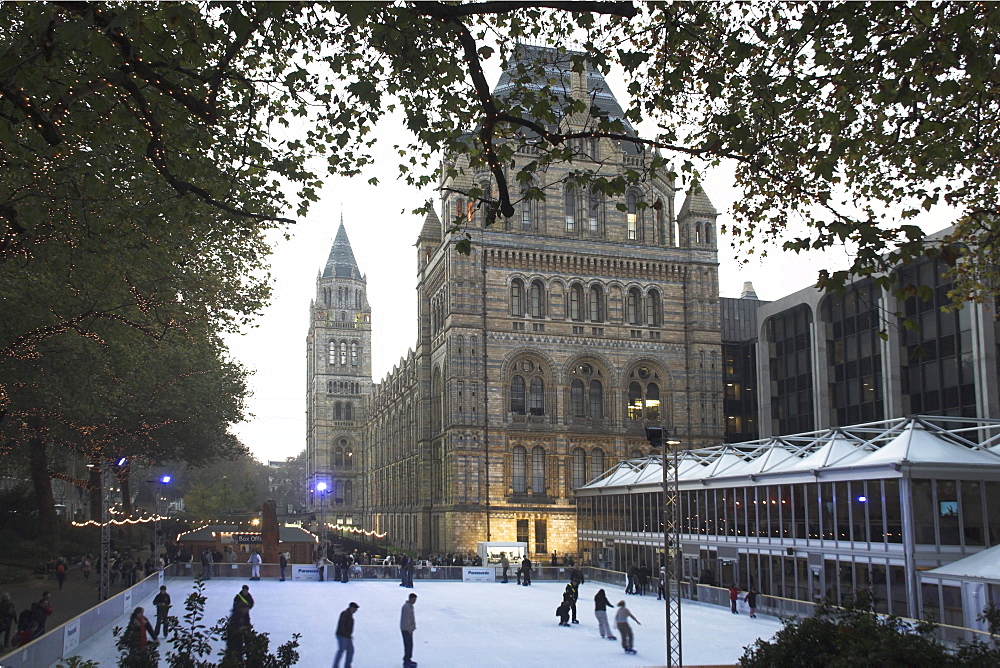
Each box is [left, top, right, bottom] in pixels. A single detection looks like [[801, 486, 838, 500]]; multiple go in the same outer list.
[[594, 588, 616, 640]]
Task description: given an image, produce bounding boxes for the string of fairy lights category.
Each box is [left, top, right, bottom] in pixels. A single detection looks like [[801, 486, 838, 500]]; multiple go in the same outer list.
[[78, 516, 389, 540]]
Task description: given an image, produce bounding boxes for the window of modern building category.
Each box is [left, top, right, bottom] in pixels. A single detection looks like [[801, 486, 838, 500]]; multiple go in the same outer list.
[[531, 446, 546, 494], [823, 281, 884, 426], [767, 305, 815, 434]]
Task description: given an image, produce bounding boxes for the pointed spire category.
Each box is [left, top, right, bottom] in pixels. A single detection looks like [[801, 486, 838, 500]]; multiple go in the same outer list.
[[323, 220, 362, 279], [740, 281, 758, 300], [417, 208, 442, 245], [678, 180, 719, 219]]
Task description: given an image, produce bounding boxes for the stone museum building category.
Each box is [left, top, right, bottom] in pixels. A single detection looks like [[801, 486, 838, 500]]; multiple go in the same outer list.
[[307, 45, 726, 557]]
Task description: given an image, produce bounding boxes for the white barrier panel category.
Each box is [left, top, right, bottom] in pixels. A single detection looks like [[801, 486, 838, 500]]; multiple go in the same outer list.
[[63, 617, 81, 655], [462, 567, 495, 582], [292, 564, 322, 581], [123, 589, 133, 612]]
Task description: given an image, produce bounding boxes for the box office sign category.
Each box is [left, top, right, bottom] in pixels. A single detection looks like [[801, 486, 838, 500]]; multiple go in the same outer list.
[[233, 534, 263, 544]]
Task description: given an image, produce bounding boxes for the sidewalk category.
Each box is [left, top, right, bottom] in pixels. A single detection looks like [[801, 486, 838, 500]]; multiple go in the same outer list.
[[0, 554, 151, 655]]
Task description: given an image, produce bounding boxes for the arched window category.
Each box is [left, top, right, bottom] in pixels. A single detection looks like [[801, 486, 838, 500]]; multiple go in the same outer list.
[[335, 448, 344, 467], [520, 180, 536, 230], [627, 287, 642, 325], [327, 381, 333, 393], [529, 280, 545, 318], [588, 284, 604, 322], [351, 342, 359, 366], [569, 283, 584, 321], [626, 189, 643, 241], [645, 289, 662, 326], [571, 379, 586, 417], [695, 222, 702, 243], [345, 403, 353, 421], [432, 366, 443, 432], [646, 383, 661, 421], [571, 447, 587, 489], [345, 480, 354, 505], [531, 446, 546, 494], [334, 403, 343, 420], [345, 447, 354, 469], [510, 278, 524, 316], [529, 377, 545, 415], [705, 223, 713, 244], [328, 341, 336, 365], [564, 183, 576, 232], [340, 341, 348, 365], [510, 376, 526, 415], [589, 380, 604, 419], [512, 445, 527, 493], [589, 448, 606, 481], [589, 186, 602, 233], [341, 311, 347, 321], [335, 480, 345, 503], [628, 382, 643, 420]]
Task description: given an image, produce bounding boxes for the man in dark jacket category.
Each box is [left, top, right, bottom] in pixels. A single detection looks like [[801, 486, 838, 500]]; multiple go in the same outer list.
[[152, 585, 171, 638], [279, 552, 288, 581], [333, 602, 359, 668], [520, 556, 532, 586]]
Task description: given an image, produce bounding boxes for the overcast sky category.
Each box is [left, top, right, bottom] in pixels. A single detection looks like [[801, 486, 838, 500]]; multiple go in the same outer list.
[[223, 56, 943, 465]]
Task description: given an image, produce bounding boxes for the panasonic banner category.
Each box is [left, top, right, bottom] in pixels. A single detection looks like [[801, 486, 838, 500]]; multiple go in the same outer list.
[[462, 567, 494, 582], [292, 564, 322, 581]]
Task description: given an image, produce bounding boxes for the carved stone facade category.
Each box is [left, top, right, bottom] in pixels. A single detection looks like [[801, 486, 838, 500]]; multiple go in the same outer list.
[[363, 47, 724, 558], [305, 222, 371, 527]]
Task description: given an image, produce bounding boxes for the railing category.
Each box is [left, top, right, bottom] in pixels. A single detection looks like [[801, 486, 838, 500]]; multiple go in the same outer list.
[[1, 571, 162, 666]]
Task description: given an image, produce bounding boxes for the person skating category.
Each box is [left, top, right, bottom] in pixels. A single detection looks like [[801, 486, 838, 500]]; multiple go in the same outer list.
[[153, 585, 172, 639], [248, 550, 262, 580], [124, 606, 158, 660], [728, 584, 740, 614], [225, 596, 252, 663], [500, 552, 509, 584], [31, 591, 52, 638], [593, 588, 616, 640], [234, 584, 255, 618], [747, 588, 759, 618], [556, 597, 572, 627], [520, 555, 532, 585], [333, 602, 360, 668], [279, 551, 288, 581], [564, 580, 580, 623], [200, 548, 212, 580], [400, 593, 417, 667], [614, 600, 640, 655]]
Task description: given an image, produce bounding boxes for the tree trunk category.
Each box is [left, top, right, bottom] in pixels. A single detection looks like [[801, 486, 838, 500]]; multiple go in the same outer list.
[[28, 433, 58, 545]]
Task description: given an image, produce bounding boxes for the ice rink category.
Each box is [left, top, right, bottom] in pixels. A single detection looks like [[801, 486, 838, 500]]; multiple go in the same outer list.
[[70, 577, 782, 667]]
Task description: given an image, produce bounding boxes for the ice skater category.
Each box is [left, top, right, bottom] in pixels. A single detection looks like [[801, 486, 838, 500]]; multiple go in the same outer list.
[[248, 550, 262, 581], [614, 600, 640, 655], [500, 552, 510, 583], [153, 585, 172, 639], [520, 555, 532, 586], [728, 584, 740, 614], [747, 588, 759, 618], [556, 597, 571, 626], [594, 588, 616, 640], [400, 593, 417, 667], [333, 602, 359, 668]]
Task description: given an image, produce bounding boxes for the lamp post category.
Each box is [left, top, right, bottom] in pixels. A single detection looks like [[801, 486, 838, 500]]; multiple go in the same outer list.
[[146, 475, 171, 567], [646, 427, 683, 667], [316, 481, 328, 550]]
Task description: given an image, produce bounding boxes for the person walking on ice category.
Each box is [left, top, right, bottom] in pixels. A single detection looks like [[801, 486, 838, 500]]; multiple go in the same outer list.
[[400, 593, 417, 667], [614, 600, 640, 655], [333, 602, 359, 668]]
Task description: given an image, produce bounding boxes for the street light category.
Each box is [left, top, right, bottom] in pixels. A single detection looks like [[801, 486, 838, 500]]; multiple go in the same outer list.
[[646, 426, 683, 667], [316, 481, 329, 550], [146, 474, 172, 567]]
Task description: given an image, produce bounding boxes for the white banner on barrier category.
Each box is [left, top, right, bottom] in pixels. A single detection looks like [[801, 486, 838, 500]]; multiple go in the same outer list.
[[292, 564, 322, 581], [123, 589, 132, 612], [462, 567, 495, 582], [63, 618, 81, 655]]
